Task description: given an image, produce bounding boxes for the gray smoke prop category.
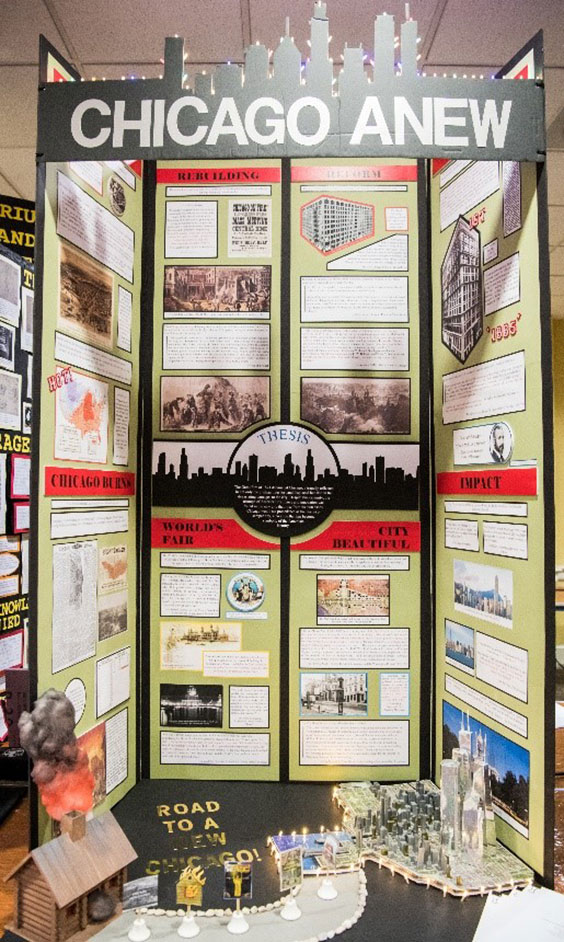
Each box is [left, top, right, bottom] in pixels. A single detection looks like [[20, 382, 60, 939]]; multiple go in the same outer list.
[[88, 889, 117, 922], [19, 688, 79, 785]]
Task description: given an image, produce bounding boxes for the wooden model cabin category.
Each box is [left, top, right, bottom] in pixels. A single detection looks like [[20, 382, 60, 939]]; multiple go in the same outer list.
[[5, 810, 137, 942]]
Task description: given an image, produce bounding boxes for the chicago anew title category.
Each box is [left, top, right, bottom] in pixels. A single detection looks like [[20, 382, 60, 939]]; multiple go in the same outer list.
[[37, 3, 545, 163]]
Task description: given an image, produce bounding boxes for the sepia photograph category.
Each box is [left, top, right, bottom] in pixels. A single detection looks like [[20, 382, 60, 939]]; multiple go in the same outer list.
[[301, 377, 410, 435], [0, 253, 20, 325], [160, 620, 242, 671], [160, 375, 269, 433], [59, 243, 113, 346], [160, 683, 223, 728], [164, 265, 271, 316], [98, 589, 128, 641], [317, 574, 390, 623], [300, 672, 368, 717]]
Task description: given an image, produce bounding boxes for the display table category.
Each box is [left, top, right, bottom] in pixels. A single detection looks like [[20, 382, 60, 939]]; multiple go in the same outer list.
[[4, 780, 486, 942]]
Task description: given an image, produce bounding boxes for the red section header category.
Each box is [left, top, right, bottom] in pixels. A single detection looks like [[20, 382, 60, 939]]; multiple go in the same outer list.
[[292, 521, 420, 552], [127, 160, 143, 178], [436, 468, 537, 496], [432, 158, 450, 176], [45, 467, 135, 496], [157, 167, 281, 184], [291, 164, 417, 183], [152, 518, 278, 550]]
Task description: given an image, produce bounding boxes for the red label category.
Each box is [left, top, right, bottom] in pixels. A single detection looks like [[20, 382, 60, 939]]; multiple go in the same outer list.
[[291, 165, 417, 183], [45, 467, 136, 496], [52, 68, 67, 83], [127, 160, 143, 177], [157, 167, 281, 184], [152, 518, 278, 550], [432, 158, 450, 176], [292, 521, 420, 552], [436, 468, 537, 496]]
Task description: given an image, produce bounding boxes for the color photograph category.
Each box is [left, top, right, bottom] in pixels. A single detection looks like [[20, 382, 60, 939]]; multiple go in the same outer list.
[[445, 619, 475, 675], [223, 861, 252, 900], [76, 721, 106, 808], [279, 846, 303, 892], [301, 377, 410, 435], [443, 701, 529, 837], [161, 375, 269, 433], [300, 672, 368, 717], [164, 265, 271, 315], [454, 559, 513, 629]]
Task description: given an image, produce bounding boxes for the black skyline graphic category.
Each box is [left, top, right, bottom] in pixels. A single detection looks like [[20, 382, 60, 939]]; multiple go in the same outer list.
[[153, 445, 419, 511]]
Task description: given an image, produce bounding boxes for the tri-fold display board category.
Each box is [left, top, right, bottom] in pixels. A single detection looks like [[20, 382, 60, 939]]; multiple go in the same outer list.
[[30, 8, 554, 881]]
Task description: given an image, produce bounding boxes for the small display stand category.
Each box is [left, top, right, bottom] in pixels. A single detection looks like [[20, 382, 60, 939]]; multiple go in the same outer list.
[[280, 892, 302, 921], [177, 911, 201, 938], [128, 917, 151, 941], [227, 903, 250, 935]]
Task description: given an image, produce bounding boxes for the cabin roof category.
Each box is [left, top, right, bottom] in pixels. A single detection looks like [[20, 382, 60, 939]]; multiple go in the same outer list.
[[5, 811, 137, 908]]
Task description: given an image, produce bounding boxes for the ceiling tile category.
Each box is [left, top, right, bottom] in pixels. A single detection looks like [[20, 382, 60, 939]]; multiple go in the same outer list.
[[51, 0, 244, 65], [0, 149, 37, 202], [544, 68, 564, 130], [250, 0, 436, 63], [551, 275, 564, 296], [0, 0, 71, 64], [552, 293, 564, 318], [550, 245, 564, 275], [0, 67, 38, 148], [548, 153, 564, 204], [549, 208, 564, 246], [428, 0, 564, 69]]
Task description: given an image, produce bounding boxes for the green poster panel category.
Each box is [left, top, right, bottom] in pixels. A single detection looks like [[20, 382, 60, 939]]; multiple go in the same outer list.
[[287, 158, 425, 780], [149, 160, 283, 780], [33, 160, 143, 842], [431, 159, 552, 876]]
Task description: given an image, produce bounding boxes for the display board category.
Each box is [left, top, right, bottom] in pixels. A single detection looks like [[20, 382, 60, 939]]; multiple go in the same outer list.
[[430, 157, 553, 875], [147, 157, 428, 782], [33, 159, 143, 842], [30, 5, 554, 882]]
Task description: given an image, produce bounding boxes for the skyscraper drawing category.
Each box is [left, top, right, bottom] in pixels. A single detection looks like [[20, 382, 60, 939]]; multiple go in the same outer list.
[[441, 216, 482, 363]]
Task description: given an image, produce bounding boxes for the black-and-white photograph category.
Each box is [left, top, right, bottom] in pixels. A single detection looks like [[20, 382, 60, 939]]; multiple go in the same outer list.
[[0, 323, 15, 371], [122, 875, 159, 912], [164, 265, 271, 315], [59, 243, 113, 347], [160, 683, 223, 728], [300, 672, 368, 716], [0, 254, 21, 326], [441, 215, 483, 363], [0, 369, 21, 430], [489, 422, 513, 463], [161, 375, 269, 433], [98, 589, 128, 641], [301, 377, 410, 435], [108, 175, 126, 216]]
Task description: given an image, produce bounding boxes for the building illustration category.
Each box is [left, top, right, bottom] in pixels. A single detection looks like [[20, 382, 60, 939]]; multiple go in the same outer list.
[[300, 196, 374, 254], [441, 216, 483, 363]]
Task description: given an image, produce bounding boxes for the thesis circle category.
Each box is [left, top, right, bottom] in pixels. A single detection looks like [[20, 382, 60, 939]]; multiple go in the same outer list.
[[64, 678, 86, 723], [228, 423, 340, 537], [227, 572, 265, 612]]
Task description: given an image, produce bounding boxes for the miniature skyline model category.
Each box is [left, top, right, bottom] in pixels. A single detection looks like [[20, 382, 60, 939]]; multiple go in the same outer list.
[[334, 713, 533, 896]]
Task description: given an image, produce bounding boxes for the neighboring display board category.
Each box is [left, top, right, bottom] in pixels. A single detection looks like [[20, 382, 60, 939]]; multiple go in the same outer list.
[[0, 245, 33, 709], [431, 158, 552, 875], [0, 197, 35, 263], [33, 160, 142, 842], [148, 158, 428, 783]]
